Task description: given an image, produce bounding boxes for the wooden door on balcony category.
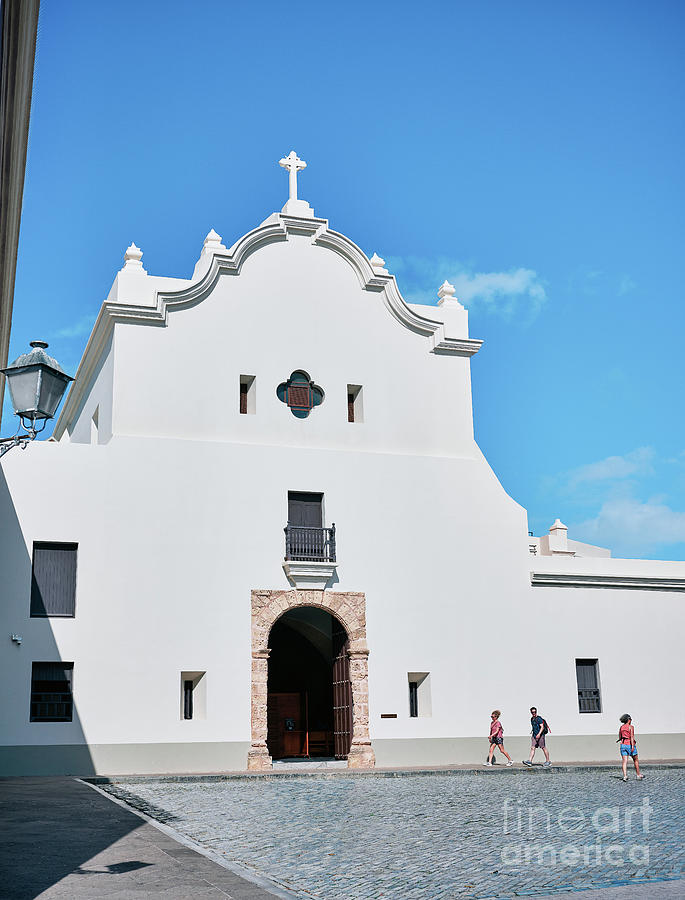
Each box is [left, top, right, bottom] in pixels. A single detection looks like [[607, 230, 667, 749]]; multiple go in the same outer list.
[[288, 492, 323, 527], [332, 622, 352, 759]]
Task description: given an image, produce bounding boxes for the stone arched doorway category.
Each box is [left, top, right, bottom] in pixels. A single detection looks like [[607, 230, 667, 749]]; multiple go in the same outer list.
[[248, 590, 375, 770]]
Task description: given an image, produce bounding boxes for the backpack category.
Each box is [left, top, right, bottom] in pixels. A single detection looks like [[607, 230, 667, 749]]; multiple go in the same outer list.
[[541, 718, 550, 735]]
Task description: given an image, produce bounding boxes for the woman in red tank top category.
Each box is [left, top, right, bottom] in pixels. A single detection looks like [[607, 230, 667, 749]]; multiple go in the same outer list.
[[618, 714, 644, 781]]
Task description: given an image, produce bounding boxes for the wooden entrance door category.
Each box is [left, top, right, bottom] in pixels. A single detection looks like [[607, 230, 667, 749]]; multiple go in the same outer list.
[[267, 691, 307, 759], [332, 623, 352, 759]]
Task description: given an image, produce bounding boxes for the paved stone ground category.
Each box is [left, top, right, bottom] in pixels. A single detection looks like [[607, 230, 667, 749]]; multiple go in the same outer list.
[[101, 770, 685, 899], [0, 777, 280, 899]]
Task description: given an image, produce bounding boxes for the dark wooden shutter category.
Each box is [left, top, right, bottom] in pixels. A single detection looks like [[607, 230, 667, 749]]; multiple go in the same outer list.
[[239, 382, 248, 414], [347, 393, 355, 423], [31, 543, 77, 617], [287, 492, 323, 527], [332, 624, 352, 759]]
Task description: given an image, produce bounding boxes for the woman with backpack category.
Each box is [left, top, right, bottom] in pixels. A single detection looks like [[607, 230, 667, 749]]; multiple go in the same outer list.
[[484, 710, 514, 767], [619, 714, 645, 781], [522, 706, 551, 767]]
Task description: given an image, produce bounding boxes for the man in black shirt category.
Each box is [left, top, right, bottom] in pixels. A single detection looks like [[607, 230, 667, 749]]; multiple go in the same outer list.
[[522, 706, 551, 767]]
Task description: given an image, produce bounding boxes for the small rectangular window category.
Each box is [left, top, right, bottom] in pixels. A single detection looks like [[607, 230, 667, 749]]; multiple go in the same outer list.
[[408, 672, 432, 718], [30, 662, 73, 722], [180, 672, 206, 720], [239, 375, 256, 414], [408, 681, 418, 717], [347, 384, 363, 423], [576, 659, 601, 713], [183, 680, 194, 719], [31, 542, 77, 617]]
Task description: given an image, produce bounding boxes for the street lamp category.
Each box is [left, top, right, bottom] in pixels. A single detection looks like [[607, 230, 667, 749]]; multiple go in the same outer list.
[[0, 341, 74, 458]]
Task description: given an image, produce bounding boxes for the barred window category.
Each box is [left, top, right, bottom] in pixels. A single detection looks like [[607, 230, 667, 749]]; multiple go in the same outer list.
[[30, 662, 73, 722], [576, 659, 601, 713]]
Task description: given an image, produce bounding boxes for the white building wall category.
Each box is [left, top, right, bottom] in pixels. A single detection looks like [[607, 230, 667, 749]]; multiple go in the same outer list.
[[66, 333, 115, 445], [1, 210, 683, 775], [110, 237, 476, 456]]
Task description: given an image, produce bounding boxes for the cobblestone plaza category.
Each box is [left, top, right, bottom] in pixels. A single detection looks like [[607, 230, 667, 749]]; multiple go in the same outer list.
[[100, 769, 684, 899]]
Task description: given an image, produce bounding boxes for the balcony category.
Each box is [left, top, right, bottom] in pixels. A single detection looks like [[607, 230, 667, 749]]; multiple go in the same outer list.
[[285, 524, 336, 562], [283, 524, 337, 589]]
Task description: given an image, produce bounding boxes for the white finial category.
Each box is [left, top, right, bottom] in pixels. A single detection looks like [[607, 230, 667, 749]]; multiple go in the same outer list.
[[204, 228, 222, 244], [437, 279, 463, 308], [547, 517, 572, 555], [122, 242, 147, 273], [191, 228, 228, 280], [279, 150, 307, 202], [125, 242, 142, 262], [202, 228, 226, 252], [369, 253, 388, 273], [438, 280, 455, 299]]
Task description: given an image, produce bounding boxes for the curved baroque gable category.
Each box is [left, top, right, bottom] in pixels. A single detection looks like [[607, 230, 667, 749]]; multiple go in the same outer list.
[[55, 212, 482, 437]]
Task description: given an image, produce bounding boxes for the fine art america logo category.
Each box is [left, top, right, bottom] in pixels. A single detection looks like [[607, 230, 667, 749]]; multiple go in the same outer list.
[[501, 798, 652, 868]]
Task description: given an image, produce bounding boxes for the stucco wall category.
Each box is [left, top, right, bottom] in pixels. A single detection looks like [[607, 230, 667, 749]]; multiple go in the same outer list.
[[1, 213, 683, 775]]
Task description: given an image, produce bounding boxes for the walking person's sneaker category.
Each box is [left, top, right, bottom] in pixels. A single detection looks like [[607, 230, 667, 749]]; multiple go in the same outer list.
[[543, 761, 551, 768], [637, 774, 645, 780], [623, 776, 628, 782], [483, 761, 492, 766], [506, 760, 514, 767], [522, 760, 533, 766]]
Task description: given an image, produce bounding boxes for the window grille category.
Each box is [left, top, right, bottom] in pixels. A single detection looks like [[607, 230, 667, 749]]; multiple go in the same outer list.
[[30, 662, 73, 722], [276, 371, 324, 418]]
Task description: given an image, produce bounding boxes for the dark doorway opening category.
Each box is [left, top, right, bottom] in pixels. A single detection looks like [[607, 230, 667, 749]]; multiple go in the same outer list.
[[267, 606, 352, 760]]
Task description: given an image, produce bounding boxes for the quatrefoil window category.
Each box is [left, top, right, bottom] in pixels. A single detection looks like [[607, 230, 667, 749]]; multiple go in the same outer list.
[[276, 370, 324, 418]]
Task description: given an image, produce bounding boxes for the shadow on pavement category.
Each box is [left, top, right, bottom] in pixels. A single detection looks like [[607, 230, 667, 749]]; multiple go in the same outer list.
[[0, 777, 149, 899]]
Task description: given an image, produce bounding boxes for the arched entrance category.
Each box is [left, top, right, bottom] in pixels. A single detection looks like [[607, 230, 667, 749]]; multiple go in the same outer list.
[[248, 589, 375, 770], [266, 607, 351, 760]]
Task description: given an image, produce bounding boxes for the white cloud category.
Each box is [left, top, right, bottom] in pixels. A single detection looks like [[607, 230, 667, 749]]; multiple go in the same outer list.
[[54, 314, 96, 340], [451, 269, 546, 313], [617, 274, 637, 296], [567, 447, 655, 487], [575, 496, 685, 557], [385, 255, 546, 318]]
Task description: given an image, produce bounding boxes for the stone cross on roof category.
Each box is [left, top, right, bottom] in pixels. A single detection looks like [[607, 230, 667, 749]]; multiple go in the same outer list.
[[279, 150, 307, 202]]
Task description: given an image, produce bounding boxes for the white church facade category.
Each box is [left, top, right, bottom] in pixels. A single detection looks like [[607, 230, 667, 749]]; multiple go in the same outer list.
[[1, 154, 684, 776]]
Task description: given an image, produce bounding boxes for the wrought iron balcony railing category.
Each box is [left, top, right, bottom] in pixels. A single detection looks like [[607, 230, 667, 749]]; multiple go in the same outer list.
[[284, 524, 336, 563]]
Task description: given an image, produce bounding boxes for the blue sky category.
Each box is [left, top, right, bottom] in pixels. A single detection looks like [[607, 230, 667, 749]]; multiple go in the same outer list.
[[6, 0, 685, 559]]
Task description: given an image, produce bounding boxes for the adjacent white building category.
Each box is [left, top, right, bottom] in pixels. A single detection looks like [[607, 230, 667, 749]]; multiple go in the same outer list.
[[1, 154, 683, 775]]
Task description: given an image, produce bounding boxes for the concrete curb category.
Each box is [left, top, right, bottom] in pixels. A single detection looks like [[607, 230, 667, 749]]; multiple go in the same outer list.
[[82, 761, 685, 784]]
